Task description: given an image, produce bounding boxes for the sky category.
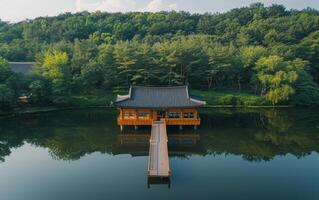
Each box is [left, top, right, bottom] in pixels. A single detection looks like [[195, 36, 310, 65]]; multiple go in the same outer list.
[[0, 0, 319, 22]]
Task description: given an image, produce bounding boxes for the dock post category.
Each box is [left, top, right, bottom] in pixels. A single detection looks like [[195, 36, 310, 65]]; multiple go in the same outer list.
[[179, 125, 183, 130], [194, 125, 197, 130], [120, 125, 123, 131], [134, 125, 138, 130]]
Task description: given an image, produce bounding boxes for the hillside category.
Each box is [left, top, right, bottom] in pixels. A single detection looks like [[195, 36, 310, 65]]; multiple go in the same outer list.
[[0, 3, 319, 110]]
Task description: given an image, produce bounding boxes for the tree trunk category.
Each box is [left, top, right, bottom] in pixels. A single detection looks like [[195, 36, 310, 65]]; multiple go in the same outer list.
[[207, 77, 213, 90], [237, 76, 242, 90], [169, 67, 172, 86]]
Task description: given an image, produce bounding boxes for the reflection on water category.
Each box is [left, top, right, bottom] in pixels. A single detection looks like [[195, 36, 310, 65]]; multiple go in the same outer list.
[[0, 108, 319, 200], [117, 132, 200, 157], [148, 177, 171, 188], [0, 108, 318, 162]]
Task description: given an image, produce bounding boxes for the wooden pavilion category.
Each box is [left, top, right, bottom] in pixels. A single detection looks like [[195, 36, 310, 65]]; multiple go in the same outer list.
[[113, 86, 206, 130]]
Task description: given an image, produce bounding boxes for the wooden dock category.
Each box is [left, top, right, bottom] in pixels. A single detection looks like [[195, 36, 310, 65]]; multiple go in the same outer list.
[[148, 120, 171, 178]]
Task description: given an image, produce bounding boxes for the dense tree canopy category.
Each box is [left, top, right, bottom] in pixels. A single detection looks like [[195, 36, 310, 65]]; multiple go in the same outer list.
[[0, 57, 18, 110], [1, 3, 319, 109]]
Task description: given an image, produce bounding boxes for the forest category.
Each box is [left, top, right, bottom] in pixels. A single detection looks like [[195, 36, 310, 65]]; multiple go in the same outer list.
[[1, 3, 319, 111]]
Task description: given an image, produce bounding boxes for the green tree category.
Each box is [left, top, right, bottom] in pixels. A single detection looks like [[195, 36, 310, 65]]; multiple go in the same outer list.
[[255, 55, 298, 105], [0, 57, 11, 83], [35, 50, 71, 105], [96, 44, 117, 89], [29, 79, 51, 105], [205, 44, 236, 89], [113, 41, 137, 87], [0, 84, 15, 110]]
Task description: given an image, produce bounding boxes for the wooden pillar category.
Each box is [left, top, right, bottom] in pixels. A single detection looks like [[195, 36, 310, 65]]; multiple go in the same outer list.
[[153, 110, 157, 121]]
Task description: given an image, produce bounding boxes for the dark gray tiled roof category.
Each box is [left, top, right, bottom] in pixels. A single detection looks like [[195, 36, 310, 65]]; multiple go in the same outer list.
[[114, 86, 206, 108], [9, 62, 35, 74]]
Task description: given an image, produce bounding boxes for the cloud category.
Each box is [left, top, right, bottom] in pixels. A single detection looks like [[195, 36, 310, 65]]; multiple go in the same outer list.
[[143, 0, 163, 12], [75, 0, 178, 13], [75, 0, 98, 12], [142, 0, 178, 12], [75, 0, 137, 12], [168, 3, 178, 10], [97, 0, 137, 12]]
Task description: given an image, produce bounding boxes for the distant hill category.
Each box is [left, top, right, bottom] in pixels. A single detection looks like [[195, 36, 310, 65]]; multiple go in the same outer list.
[[0, 3, 318, 61]]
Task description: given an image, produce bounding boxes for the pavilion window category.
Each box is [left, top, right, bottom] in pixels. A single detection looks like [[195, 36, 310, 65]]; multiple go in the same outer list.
[[168, 112, 180, 118], [138, 111, 149, 119], [123, 110, 136, 119], [183, 112, 194, 119], [123, 111, 129, 119]]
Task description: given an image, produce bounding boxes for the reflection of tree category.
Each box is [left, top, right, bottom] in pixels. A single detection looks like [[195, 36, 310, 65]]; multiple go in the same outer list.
[[0, 108, 318, 162], [200, 109, 319, 162], [0, 129, 29, 162], [34, 126, 117, 160], [0, 109, 118, 161], [29, 110, 119, 160], [0, 143, 10, 162], [261, 109, 292, 132]]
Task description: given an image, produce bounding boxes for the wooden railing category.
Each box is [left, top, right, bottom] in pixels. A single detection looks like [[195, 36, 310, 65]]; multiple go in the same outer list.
[[118, 117, 201, 126], [165, 118, 201, 126], [118, 117, 153, 125]]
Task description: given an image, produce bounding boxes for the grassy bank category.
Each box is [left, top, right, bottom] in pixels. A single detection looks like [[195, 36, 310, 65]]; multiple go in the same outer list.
[[191, 90, 271, 107], [0, 91, 116, 118], [70, 91, 116, 107]]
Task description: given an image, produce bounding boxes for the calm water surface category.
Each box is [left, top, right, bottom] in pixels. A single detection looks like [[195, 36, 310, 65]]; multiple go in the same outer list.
[[0, 108, 318, 200]]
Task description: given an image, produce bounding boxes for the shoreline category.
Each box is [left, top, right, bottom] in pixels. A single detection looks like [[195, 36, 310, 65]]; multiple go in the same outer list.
[[0, 106, 113, 119], [0, 104, 301, 119]]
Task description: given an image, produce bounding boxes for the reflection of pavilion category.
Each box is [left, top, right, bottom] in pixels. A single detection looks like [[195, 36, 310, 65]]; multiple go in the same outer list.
[[117, 133, 200, 146], [116, 132, 202, 155], [147, 177, 171, 188], [116, 132, 201, 156]]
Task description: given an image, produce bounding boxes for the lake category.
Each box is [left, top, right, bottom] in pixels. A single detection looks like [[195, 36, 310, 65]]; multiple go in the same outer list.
[[0, 108, 318, 200]]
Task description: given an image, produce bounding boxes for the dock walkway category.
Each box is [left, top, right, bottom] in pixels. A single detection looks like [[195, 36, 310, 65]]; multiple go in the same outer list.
[[148, 120, 170, 178]]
